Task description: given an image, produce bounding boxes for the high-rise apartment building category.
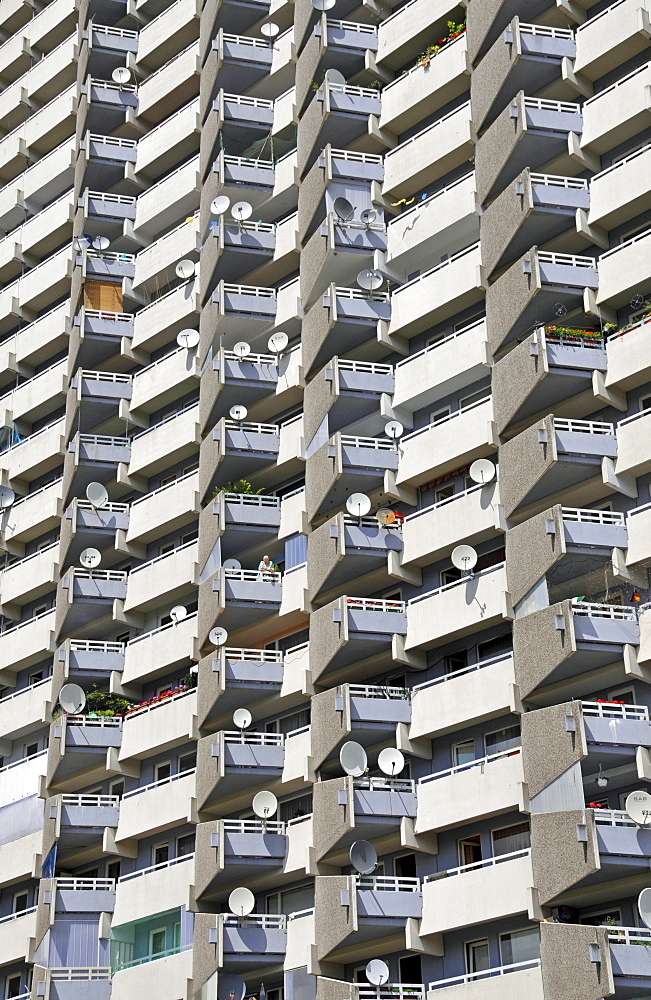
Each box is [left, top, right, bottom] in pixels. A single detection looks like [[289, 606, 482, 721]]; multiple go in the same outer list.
[[0, 0, 650, 996]]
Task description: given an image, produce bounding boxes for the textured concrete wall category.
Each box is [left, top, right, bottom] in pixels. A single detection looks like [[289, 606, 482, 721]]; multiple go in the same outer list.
[[492, 324, 545, 435], [296, 23, 322, 117], [312, 777, 353, 859], [506, 504, 564, 607], [485, 247, 542, 357], [193, 819, 221, 899], [481, 169, 534, 280], [513, 600, 574, 699], [196, 731, 222, 811], [196, 651, 223, 731], [192, 912, 221, 995], [198, 498, 221, 579], [471, 17, 521, 131], [475, 93, 525, 205], [297, 85, 326, 180], [307, 514, 343, 603], [540, 921, 614, 1000], [305, 438, 340, 524], [522, 700, 586, 798], [308, 597, 348, 683], [45, 718, 64, 789], [498, 413, 556, 519], [298, 152, 328, 241], [303, 363, 338, 449], [196, 574, 225, 653], [531, 809, 599, 905], [34, 877, 54, 947], [302, 292, 335, 376], [310, 687, 351, 771], [314, 875, 356, 961], [301, 226, 331, 313]]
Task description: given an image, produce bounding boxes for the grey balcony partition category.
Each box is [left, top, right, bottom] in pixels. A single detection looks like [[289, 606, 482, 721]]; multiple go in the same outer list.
[[467, 0, 552, 64], [314, 875, 357, 962], [521, 701, 586, 801], [530, 808, 600, 905], [539, 922, 613, 1000], [192, 912, 220, 997]]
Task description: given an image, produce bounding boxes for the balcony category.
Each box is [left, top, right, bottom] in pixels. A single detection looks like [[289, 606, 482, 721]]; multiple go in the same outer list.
[[203, 91, 274, 174], [197, 647, 285, 729], [0, 246, 72, 336], [2, 416, 66, 487], [201, 418, 280, 497], [416, 747, 525, 834], [61, 639, 125, 681], [209, 150, 275, 211], [0, 608, 57, 673], [122, 613, 198, 686], [428, 959, 543, 998], [626, 501, 651, 568], [133, 156, 200, 239], [389, 243, 484, 342], [297, 80, 381, 175], [197, 729, 285, 811], [60, 497, 129, 568], [0, 136, 75, 234], [116, 769, 195, 842], [421, 849, 535, 935], [136, 41, 200, 125], [0, 906, 37, 966], [0, 674, 53, 740], [396, 396, 495, 488], [380, 33, 470, 135], [53, 875, 116, 915], [201, 219, 279, 296], [411, 650, 516, 740], [499, 416, 617, 521], [312, 682, 411, 767], [137, 0, 199, 70], [207, 281, 276, 350], [392, 319, 486, 415], [302, 285, 390, 375], [110, 948, 192, 1000], [307, 514, 402, 604], [123, 540, 199, 614], [313, 775, 417, 860], [0, 542, 58, 614], [0, 479, 62, 550], [513, 599, 639, 699], [208, 30, 273, 99], [506, 505, 627, 607], [402, 481, 500, 569], [130, 349, 200, 420], [0, 85, 76, 185], [308, 595, 407, 685], [56, 792, 120, 854], [486, 249, 598, 355], [210, 566, 283, 632], [298, 145, 383, 239], [211, 492, 280, 560], [73, 308, 134, 369], [0, 191, 74, 285], [300, 215, 386, 311], [406, 562, 509, 649], [493, 325, 606, 436], [113, 855, 194, 927], [597, 229, 651, 310], [589, 144, 651, 234], [476, 94, 582, 205], [132, 219, 198, 294], [57, 568, 128, 635], [120, 688, 197, 762], [376, 0, 460, 70], [382, 102, 474, 201], [482, 171, 591, 279], [213, 912, 287, 971], [49, 715, 123, 790], [472, 22, 575, 131], [304, 359, 393, 447], [127, 402, 200, 479], [66, 433, 131, 499], [134, 98, 199, 181], [581, 61, 651, 153], [306, 431, 398, 521], [575, 0, 651, 80], [131, 281, 200, 355], [196, 816, 287, 898], [607, 925, 651, 993]]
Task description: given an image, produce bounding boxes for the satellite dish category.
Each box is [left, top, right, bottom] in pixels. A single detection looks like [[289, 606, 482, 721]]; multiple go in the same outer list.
[[233, 707, 252, 730], [260, 21, 280, 37], [640, 888, 651, 928], [111, 66, 131, 84], [268, 331, 289, 354], [376, 509, 395, 525], [211, 195, 231, 216], [360, 209, 378, 228], [252, 790, 278, 819], [349, 840, 377, 875], [625, 790, 651, 826], [79, 547, 101, 569], [59, 683, 86, 715], [228, 887, 255, 916], [366, 960, 390, 986], [340, 741, 367, 777], [177, 329, 200, 349], [0, 485, 15, 509], [232, 341, 251, 359], [333, 197, 354, 223], [378, 747, 405, 776], [325, 68, 346, 86], [217, 977, 246, 1000], [209, 626, 228, 646], [231, 201, 253, 222], [85, 482, 109, 509], [384, 420, 404, 440], [553, 302, 567, 317], [469, 459, 496, 485], [346, 493, 371, 518], [357, 269, 384, 292], [170, 605, 188, 623], [631, 293, 645, 310], [451, 544, 478, 573], [312, 0, 336, 10], [229, 404, 248, 421], [72, 235, 91, 252], [92, 235, 110, 252], [176, 259, 196, 279], [223, 558, 242, 571]]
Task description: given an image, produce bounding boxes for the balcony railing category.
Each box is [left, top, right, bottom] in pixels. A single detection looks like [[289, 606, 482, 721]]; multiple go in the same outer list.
[[121, 769, 195, 799], [222, 647, 283, 662], [60, 794, 120, 807], [584, 59, 651, 105], [571, 601, 637, 619], [354, 776, 415, 792], [56, 877, 115, 891], [418, 746, 522, 785], [49, 969, 111, 981], [593, 809, 638, 827], [346, 597, 406, 612], [223, 913, 286, 928], [561, 507, 624, 525], [405, 481, 487, 523], [392, 242, 481, 304], [1, 540, 57, 573], [0, 748, 47, 773], [222, 730, 284, 745], [355, 875, 420, 891], [222, 818, 286, 834], [581, 700, 648, 720], [523, 96, 579, 113], [128, 537, 196, 575], [0, 905, 37, 925], [65, 715, 122, 728], [428, 959, 541, 991], [0, 674, 51, 703], [0, 607, 54, 635], [358, 988, 423, 1000], [607, 312, 651, 343], [554, 418, 614, 435], [124, 686, 195, 720], [388, 170, 475, 229], [605, 926, 651, 945], [224, 418, 279, 434], [412, 650, 513, 692], [401, 392, 491, 443], [408, 561, 506, 606], [348, 684, 410, 699], [423, 847, 531, 882], [340, 434, 395, 451], [118, 853, 194, 882], [224, 567, 281, 583], [530, 172, 588, 189], [69, 639, 125, 654], [131, 400, 198, 439], [337, 359, 393, 375]]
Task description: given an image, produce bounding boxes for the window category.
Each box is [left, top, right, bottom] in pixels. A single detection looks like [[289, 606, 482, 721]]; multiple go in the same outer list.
[[13, 890, 29, 913], [458, 834, 482, 867], [580, 908, 621, 926], [159, 473, 176, 488], [492, 822, 530, 856], [178, 751, 196, 773], [426, 329, 447, 348], [110, 780, 125, 800], [460, 386, 490, 410], [607, 686, 635, 705], [394, 853, 417, 878], [465, 939, 490, 978], [499, 927, 539, 966], [158, 540, 175, 556], [279, 793, 312, 822], [441, 566, 463, 587], [398, 954, 422, 983], [173, 922, 181, 950], [79, 867, 99, 880], [183, 463, 199, 476], [181, 529, 198, 545], [430, 405, 451, 426], [455, 311, 485, 333], [155, 761, 171, 783], [29, 670, 44, 685], [32, 604, 49, 617], [266, 883, 314, 915], [5, 974, 22, 998], [84, 279, 123, 311], [24, 741, 38, 758], [152, 843, 169, 866], [115, 631, 130, 645], [107, 860, 121, 880], [640, 394, 651, 413], [149, 927, 167, 956], [177, 833, 195, 857], [445, 650, 468, 675], [477, 633, 512, 661], [353, 968, 367, 983], [452, 740, 475, 766], [484, 725, 520, 756], [435, 484, 455, 505]]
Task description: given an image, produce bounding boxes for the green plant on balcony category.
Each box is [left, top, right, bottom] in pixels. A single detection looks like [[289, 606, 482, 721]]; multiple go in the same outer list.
[[412, 20, 466, 69], [54, 685, 133, 720], [214, 478, 263, 497], [544, 325, 604, 341]]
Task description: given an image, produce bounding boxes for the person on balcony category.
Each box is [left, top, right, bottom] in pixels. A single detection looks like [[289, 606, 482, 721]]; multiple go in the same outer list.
[[257, 554, 278, 582]]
